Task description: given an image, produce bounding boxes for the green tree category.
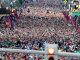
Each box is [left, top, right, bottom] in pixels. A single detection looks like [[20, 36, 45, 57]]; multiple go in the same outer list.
[[64, 0, 68, 4]]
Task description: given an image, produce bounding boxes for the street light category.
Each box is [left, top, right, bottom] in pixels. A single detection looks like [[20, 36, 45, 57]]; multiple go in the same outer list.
[[45, 44, 58, 60], [48, 48, 54, 54], [48, 48, 55, 60]]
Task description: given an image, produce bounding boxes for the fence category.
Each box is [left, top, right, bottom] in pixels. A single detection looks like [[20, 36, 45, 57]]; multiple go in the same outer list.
[[0, 44, 80, 60]]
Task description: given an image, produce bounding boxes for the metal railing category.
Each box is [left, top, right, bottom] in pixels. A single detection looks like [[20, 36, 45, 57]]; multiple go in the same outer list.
[[0, 44, 80, 60]]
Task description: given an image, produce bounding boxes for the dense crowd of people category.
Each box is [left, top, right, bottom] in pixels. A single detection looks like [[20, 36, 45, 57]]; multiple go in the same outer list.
[[0, 1, 80, 59], [0, 10, 80, 59], [23, 0, 64, 10], [0, 13, 80, 52]]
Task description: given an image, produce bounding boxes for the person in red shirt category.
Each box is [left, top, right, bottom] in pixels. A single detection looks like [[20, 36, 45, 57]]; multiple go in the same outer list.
[[7, 53, 12, 60], [25, 54, 29, 60]]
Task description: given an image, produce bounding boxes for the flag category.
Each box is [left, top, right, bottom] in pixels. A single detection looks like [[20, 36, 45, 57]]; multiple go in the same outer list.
[[70, 16, 76, 27], [63, 11, 70, 22], [7, 16, 12, 28]]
